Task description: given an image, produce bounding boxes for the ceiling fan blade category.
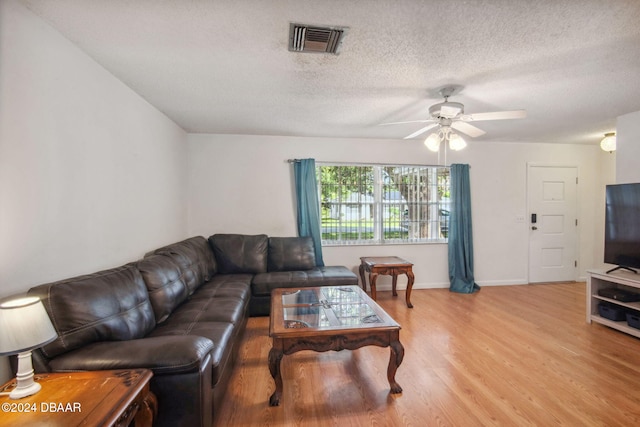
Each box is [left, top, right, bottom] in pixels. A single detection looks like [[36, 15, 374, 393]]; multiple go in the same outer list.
[[403, 123, 439, 139], [464, 110, 527, 121], [451, 121, 486, 138], [379, 119, 435, 126]]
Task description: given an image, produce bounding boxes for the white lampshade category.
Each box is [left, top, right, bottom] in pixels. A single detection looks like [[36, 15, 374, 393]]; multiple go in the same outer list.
[[0, 295, 57, 399], [448, 132, 467, 151], [0, 296, 57, 356], [424, 133, 441, 152], [600, 132, 616, 152]]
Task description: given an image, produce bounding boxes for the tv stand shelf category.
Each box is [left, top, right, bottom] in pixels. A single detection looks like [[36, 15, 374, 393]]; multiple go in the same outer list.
[[587, 269, 640, 338]]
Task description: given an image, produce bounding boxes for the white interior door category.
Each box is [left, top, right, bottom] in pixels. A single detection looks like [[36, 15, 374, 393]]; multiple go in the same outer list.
[[528, 165, 578, 283]]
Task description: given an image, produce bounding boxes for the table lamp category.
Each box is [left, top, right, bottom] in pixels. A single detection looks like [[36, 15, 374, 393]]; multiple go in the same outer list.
[[0, 295, 57, 399]]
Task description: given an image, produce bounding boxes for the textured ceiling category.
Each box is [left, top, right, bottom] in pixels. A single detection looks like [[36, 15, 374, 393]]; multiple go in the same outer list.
[[19, 0, 640, 144]]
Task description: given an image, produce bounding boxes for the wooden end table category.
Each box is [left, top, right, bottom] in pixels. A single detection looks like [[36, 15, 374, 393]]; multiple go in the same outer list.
[[0, 369, 156, 427], [359, 256, 415, 308]]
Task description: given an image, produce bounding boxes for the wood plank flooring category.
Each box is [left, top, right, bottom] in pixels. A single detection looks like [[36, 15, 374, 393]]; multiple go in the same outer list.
[[216, 283, 640, 426]]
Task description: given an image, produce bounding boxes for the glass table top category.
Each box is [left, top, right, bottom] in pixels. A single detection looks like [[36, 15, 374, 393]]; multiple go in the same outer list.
[[280, 286, 383, 329]]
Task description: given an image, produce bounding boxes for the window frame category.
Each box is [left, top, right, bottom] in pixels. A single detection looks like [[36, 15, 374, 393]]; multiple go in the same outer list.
[[317, 162, 450, 246]]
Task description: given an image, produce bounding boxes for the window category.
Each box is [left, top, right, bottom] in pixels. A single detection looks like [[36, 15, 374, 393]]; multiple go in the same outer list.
[[318, 164, 450, 245]]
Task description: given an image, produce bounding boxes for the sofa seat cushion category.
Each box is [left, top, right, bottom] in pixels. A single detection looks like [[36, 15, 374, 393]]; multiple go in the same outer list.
[[192, 274, 252, 302], [148, 320, 235, 386], [28, 263, 156, 359], [251, 266, 358, 297], [169, 296, 247, 326], [209, 234, 268, 274]]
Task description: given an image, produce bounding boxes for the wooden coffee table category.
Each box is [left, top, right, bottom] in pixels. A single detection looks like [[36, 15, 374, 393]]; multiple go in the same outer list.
[[359, 256, 415, 308], [0, 369, 156, 427], [268, 285, 404, 406]]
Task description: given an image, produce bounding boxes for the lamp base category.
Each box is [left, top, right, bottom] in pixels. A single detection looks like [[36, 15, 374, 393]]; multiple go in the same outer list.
[[9, 380, 41, 399], [9, 351, 42, 399]]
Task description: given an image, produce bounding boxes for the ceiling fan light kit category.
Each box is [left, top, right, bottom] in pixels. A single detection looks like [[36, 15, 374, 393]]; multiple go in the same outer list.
[[424, 133, 441, 152], [423, 126, 467, 152], [448, 132, 467, 151]]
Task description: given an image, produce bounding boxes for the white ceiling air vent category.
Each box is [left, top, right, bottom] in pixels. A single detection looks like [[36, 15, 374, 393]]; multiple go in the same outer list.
[[289, 23, 346, 54]]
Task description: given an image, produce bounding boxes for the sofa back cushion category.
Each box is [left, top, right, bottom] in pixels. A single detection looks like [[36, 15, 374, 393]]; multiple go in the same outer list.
[[148, 236, 217, 295], [268, 237, 316, 272], [27, 264, 156, 359], [137, 254, 189, 323], [208, 234, 268, 274]]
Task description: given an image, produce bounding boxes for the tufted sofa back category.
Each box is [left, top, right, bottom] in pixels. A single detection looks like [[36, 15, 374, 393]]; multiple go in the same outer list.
[[267, 236, 316, 271], [137, 254, 189, 323], [147, 236, 217, 295], [208, 234, 268, 274], [27, 263, 156, 359]]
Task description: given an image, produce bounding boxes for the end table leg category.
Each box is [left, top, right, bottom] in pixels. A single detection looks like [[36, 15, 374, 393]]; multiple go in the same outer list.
[[405, 269, 415, 308], [369, 272, 378, 301], [359, 263, 367, 292], [392, 273, 398, 296], [268, 346, 284, 406], [135, 390, 157, 427], [388, 339, 404, 394]]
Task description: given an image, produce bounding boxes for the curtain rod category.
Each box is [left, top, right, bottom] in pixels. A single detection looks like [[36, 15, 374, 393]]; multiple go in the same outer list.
[[287, 159, 454, 168]]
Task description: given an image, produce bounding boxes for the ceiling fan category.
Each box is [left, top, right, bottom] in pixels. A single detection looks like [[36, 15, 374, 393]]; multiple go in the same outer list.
[[381, 86, 526, 150]]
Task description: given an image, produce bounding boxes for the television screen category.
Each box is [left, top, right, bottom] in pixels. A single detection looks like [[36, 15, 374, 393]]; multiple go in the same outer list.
[[605, 183, 640, 272]]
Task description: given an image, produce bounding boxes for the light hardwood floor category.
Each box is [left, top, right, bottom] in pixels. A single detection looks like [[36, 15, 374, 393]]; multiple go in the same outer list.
[[216, 283, 640, 426]]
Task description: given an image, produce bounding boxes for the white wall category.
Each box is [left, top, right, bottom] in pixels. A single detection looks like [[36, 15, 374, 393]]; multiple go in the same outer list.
[[188, 133, 612, 289], [0, 1, 188, 381], [616, 110, 640, 184]]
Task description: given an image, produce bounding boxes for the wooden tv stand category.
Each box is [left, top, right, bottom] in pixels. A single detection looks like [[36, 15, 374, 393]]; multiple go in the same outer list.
[[587, 269, 640, 338]]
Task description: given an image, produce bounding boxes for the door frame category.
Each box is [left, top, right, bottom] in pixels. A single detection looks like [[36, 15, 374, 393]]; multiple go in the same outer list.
[[526, 162, 580, 283]]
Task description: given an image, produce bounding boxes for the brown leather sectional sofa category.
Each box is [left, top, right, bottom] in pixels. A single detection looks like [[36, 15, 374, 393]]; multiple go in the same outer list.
[[26, 234, 357, 427]]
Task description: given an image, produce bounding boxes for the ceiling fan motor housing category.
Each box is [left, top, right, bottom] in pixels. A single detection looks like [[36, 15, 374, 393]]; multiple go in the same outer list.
[[429, 101, 464, 119]]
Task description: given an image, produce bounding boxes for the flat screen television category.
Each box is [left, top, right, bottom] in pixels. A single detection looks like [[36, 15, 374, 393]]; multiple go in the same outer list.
[[605, 183, 640, 273]]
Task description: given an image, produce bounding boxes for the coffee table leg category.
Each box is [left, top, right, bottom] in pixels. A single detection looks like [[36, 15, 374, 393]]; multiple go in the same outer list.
[[405, 270, 414, 308], [388, 339, 404, 393], [268, 346, 284, 406]]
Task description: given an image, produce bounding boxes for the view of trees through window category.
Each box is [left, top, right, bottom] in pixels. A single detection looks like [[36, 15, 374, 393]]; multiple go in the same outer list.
[[318, 164, 450, 244]]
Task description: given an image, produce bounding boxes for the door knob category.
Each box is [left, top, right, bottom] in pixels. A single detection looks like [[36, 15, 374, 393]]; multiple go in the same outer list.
[[532, 226, 538, 230]]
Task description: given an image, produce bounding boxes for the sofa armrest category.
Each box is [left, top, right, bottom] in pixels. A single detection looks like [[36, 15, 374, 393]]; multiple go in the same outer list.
[[48, 335, 214, 375]]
